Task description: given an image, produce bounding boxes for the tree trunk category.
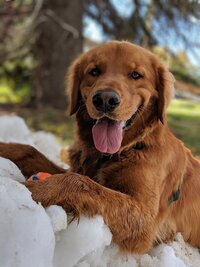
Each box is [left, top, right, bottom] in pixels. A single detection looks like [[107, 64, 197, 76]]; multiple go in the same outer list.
[[32, 0, 83, 109]]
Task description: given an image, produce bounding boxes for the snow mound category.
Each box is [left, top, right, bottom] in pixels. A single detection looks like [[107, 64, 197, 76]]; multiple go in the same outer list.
[[0, 115, 33, 145], [31, 131, 68, 168], [0, 115, 200, 267], [54, 216, 112, 267], [0, 177, 54, 267], [0, 157, 25, 183], [46, 205, 68, 233]]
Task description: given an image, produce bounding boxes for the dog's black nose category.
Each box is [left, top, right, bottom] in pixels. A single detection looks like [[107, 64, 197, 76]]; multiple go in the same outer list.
[[92, 90, 120, 112]]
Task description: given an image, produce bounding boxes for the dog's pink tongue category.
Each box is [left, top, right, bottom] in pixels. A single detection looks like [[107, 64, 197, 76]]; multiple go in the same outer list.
[[92, 118, 124, 154]]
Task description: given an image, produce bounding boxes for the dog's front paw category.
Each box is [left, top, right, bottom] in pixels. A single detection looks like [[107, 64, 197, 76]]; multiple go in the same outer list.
[[24, 179, 56, 207], [24, 173, 75, 209], [24, 172, 89, 215]]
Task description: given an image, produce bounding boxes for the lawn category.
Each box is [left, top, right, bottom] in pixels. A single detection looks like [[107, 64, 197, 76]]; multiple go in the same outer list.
[[168, 99, 200, 155]]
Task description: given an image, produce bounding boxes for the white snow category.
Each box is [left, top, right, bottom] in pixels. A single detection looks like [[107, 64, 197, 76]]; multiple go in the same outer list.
[[0, 114, 200, 267], [46, 205, 68, 233], [54, 216, 112, 267], [31, 131, 67, 168], [0, 115, 33, 145], [0, 177, 54, 267]]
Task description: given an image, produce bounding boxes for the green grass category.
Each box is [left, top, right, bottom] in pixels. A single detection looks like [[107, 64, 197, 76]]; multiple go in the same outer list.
[[167, 99, 200, 155], [26, 110, 75, 146]]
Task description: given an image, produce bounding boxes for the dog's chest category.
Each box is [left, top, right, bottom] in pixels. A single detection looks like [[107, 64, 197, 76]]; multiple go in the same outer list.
[[83, 150, 141, 192], [70, 145, 145, 192]]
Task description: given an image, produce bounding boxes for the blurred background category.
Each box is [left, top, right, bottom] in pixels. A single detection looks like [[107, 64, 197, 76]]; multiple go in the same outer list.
[[0, 0, 199, 154]]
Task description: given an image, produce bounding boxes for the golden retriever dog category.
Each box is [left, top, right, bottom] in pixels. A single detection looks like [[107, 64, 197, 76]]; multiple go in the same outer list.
[[0, 41, 200, 253]]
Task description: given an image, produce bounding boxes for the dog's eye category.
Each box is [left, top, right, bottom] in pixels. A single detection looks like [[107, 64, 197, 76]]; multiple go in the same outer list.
[[130, 71, 143, 80], [89, 67, 101, 77]]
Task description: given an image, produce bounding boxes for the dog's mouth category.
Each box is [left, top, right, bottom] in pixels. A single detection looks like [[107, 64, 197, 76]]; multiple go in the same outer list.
[[92, 108, 140, 154]]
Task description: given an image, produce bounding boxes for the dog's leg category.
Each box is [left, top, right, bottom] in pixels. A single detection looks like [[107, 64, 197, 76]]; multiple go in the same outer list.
[[0, 142, 66, 177], [25, 172, 159, 253]]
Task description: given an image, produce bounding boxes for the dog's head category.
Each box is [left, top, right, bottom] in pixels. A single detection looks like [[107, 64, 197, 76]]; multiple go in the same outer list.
[[67, 41, 174, 154]]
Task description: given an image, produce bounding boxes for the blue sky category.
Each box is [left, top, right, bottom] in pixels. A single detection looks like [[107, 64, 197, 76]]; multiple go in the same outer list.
[[84, 0, 200, 66]]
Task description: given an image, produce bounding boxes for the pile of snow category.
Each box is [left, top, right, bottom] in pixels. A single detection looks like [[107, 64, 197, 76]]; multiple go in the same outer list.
[[0, 114, 200, 267]]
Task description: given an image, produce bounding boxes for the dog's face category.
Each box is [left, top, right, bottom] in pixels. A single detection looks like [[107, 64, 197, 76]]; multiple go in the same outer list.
[[67, 41, 174, 154]]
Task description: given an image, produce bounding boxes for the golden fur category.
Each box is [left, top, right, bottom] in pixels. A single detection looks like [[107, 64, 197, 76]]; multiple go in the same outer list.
[[0, 41, 200, 253]]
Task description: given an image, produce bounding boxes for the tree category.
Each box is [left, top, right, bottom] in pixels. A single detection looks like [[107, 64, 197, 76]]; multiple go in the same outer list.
[[84, 0, 200, 87], [0, 0, 83, 109], [84, 0, 200, 50], [32, 0, 83, 109], [0, 0, 199, 108]]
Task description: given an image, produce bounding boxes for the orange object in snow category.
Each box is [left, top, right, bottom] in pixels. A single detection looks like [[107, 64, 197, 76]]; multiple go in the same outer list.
[[27, 172, 51, 181]]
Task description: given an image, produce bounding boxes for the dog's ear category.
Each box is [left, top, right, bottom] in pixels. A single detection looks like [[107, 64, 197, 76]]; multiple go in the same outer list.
[[156, 64, 175, 124], [66, 58, 82, 116]]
